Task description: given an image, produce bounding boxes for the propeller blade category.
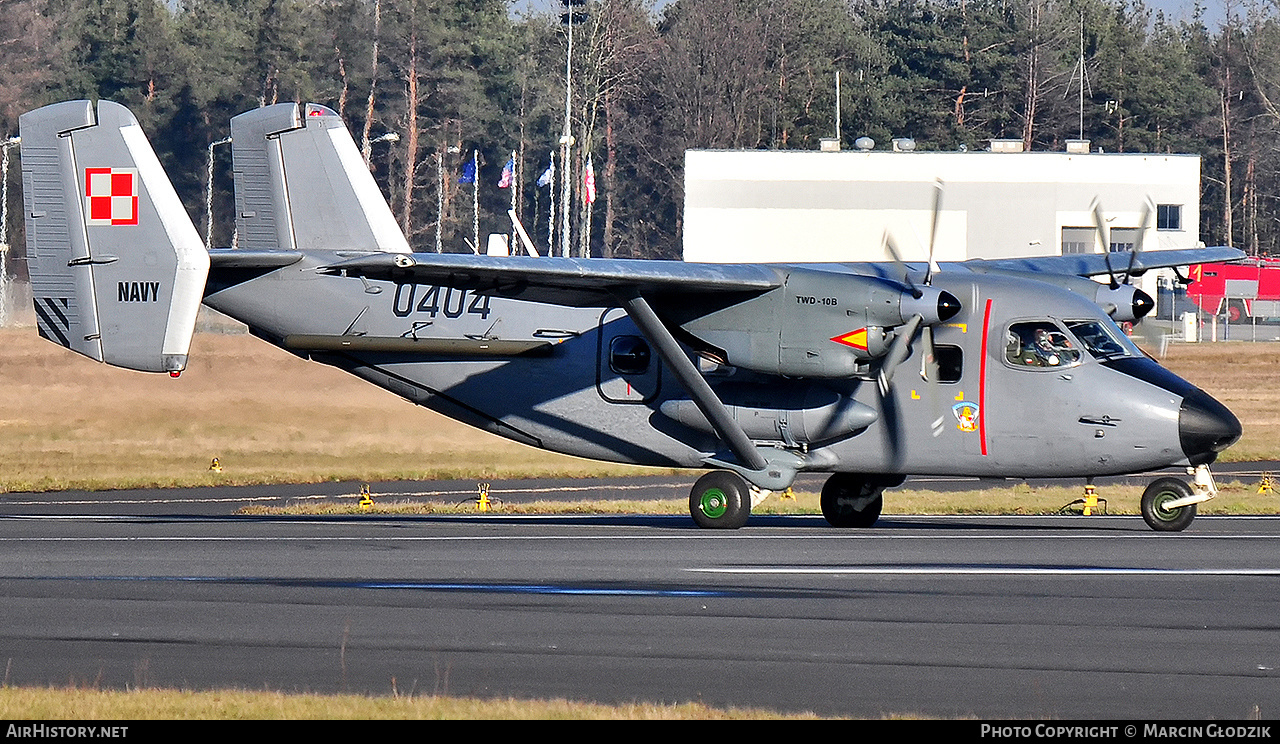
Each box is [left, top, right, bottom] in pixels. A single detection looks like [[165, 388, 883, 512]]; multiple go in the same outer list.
[[919, 324, 935, 381], [883, 230, 923, 299], [925, 179, 943, 285], [1124, 198, 1154, 284], [1092, 199, 1119, 290], [877, 313, 923, 397], [918, 325, 946, 437]]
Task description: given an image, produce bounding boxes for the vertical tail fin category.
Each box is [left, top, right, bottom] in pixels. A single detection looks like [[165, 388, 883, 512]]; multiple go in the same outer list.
[[20, 100, 209, 373], [231, 102, 410, 254]]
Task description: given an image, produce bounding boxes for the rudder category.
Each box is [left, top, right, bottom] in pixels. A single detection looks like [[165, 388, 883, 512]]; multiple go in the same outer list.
[[20, 100, 209, 373]]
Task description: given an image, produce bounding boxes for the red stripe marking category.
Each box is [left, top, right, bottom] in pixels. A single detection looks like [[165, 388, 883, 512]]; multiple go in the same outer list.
[[978, 298, 993, 456]]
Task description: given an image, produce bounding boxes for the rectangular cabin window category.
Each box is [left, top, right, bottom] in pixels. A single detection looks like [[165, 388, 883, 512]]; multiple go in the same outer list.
[[932, 344, 963, 383]]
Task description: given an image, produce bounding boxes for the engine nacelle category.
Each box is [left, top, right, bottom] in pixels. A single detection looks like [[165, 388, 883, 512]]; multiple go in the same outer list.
[[676, 268, 960, 378], [974, 269, 1154, 323]]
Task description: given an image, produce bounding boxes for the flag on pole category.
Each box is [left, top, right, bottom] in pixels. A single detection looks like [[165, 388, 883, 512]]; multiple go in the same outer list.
[[536, 162, 554, 188], [498, 156, 514, 188], [583, 156, 596, 204], [458, 158, 476, 184]]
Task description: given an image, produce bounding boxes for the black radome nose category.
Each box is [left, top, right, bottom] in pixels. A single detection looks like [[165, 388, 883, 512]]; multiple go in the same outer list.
[[1179, 389, 1242, 465]]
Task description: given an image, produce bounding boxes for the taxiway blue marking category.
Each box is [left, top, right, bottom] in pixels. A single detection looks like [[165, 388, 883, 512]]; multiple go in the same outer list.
[[17, 575, 733, 597]]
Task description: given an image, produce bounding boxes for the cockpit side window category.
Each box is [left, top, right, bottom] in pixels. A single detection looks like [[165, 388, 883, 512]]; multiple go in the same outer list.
[[1004, 321, 1082, 368]]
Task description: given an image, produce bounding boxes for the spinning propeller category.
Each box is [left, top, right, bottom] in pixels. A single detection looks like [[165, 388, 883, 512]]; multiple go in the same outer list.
[[1094, 196, 1155, 288], [1091, 197, 1157, 322], [877, 180, 960, 397]]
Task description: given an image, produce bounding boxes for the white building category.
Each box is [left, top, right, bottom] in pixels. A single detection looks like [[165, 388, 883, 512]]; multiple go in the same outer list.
[[682, 146, 1201, 276]]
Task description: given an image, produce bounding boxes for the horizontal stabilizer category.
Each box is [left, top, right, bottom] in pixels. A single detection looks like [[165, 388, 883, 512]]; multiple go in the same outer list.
[[20, 100, 209, 373]]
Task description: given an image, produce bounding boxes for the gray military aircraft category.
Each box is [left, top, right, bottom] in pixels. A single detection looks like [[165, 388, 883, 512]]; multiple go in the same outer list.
[[19, 100, 1244, 531]]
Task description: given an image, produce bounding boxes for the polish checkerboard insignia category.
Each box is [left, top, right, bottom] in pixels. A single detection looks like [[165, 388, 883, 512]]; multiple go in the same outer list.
[[84, 167, 139, 226]]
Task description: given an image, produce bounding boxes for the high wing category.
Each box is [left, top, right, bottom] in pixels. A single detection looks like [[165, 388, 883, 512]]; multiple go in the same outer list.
[[229, 251, 786, 308], [960, 247, 1245, 277], [217, 245, 1246, 321]]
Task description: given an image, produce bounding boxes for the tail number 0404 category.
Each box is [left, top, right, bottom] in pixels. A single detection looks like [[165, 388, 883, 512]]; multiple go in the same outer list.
[[392, 284, 492, 320]]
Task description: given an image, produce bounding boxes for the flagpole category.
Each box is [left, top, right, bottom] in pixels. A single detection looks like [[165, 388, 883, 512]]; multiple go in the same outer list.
[[509, 150, 517, 253], [583, 155, 594, 258], [435, 151, 443, 253], [547, 150, 555, 256], [559, 6, 574, 258], [472, 149, 479, 254]]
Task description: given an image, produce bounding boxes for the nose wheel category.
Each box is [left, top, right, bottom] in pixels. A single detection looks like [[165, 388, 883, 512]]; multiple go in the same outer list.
[[1140, 477, 1198, 532]]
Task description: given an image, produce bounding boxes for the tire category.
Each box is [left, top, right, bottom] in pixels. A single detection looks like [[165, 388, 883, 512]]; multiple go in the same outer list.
[[1141, 477, 1197, 532], [820, 473, 885, 528], [689, 471, 751, 529]]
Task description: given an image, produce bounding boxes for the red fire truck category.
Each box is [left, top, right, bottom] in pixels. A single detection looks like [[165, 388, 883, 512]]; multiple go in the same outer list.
[[1186, 257, 1280, 322]]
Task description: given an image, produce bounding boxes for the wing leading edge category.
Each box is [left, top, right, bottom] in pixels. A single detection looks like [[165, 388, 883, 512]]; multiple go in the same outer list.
[[313, 252, 786, 307], [960, 246, 1246, 277]]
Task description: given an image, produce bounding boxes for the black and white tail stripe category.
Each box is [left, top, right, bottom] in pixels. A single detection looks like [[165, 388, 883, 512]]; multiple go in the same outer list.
[[33, 297, 70, 347]]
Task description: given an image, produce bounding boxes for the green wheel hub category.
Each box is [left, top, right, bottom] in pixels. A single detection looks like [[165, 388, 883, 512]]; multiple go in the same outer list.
[[1150, 491, 1180, 521], [689, 471, 750, 529], [699, 488, 728, 519]]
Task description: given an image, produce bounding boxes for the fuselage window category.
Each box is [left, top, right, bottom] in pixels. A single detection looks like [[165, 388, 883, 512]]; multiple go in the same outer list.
[[1004, 321, 1082, 368], [609, 335, 652, 375], [933, 344, 963, 383]]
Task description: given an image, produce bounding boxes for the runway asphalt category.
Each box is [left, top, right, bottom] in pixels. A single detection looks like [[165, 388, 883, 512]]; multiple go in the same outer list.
[[1, 469, 1279, 718], [2, 460, 1277, 517]]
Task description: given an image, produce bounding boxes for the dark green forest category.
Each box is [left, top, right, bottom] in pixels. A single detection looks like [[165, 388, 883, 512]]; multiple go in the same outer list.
[[1, 0, 1278, 261]]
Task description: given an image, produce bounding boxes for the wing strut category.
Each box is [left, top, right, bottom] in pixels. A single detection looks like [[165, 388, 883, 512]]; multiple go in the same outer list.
[[619, 293, 799, 491]]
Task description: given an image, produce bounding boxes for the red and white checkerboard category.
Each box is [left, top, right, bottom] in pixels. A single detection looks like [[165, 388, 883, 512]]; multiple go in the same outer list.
[[84, 167, 139, 226]]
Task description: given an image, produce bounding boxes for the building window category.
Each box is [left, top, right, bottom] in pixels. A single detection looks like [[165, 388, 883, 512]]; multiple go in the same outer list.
[[1157, 204, 1182, 231], [1061, 227, 1093, 255], [1109, 227, 1138, 253]]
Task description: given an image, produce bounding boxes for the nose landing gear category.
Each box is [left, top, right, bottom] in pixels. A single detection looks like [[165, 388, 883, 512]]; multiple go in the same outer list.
[[1140, 465, 1218, 532]]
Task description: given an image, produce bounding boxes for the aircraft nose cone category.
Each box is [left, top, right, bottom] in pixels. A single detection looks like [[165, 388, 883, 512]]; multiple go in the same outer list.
[[1180, 389, 1242, 465], [936, 290, 962, 323], [1131, 288, 1155, 320]]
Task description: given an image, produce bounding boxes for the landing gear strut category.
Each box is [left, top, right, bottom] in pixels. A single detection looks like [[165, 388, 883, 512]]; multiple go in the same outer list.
[[820, 473, 904, 528]]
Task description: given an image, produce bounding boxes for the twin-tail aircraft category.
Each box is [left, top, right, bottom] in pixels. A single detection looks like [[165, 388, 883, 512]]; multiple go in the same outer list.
[[19, 100, 1244, 531]]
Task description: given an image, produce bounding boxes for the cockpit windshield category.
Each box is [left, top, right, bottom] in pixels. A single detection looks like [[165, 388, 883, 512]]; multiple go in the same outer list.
[[1064, 320, 1138, 360]]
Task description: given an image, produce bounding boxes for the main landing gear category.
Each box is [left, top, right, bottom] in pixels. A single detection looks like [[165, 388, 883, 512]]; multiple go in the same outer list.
[[689, 471, 753, 529], [819, 473, 905, 528], [688, 470, 907, 529]]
